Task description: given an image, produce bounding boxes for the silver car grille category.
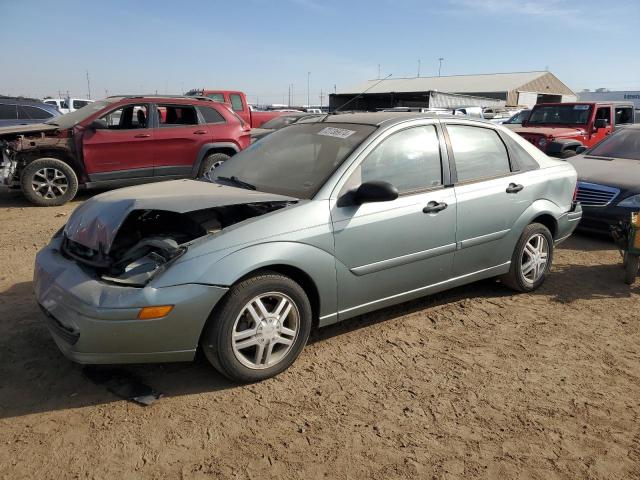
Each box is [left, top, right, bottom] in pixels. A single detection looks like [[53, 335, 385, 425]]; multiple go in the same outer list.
[[576, 181, 620, 207]]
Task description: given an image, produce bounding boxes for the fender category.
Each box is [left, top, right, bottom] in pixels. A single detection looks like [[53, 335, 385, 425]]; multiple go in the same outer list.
[[546, 139, 583, 157], [511, 198, 563, 241], [190, 142, 239, 178], [196, 241, 338, 321]]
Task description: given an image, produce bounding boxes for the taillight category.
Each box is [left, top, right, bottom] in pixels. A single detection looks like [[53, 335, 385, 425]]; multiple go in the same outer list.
[[572, 184, 578, 203]]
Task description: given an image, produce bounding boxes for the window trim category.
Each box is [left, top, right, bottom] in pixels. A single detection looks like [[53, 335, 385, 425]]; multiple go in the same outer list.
[[442, 122, 516, 186], [337, 122, 448, 200]]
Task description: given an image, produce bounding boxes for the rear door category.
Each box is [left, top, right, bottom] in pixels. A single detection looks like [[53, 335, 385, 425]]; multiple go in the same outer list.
[[82, 103, 155, 177], [443, 122, 537, 276], [152, 103, 205, 177]]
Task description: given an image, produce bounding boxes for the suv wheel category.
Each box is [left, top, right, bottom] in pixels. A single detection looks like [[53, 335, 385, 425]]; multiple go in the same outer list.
[[201, 272, 312, 382], [20, 158, 79, 206], [501, 223, 554, 292], [199, 152, 230, 179]]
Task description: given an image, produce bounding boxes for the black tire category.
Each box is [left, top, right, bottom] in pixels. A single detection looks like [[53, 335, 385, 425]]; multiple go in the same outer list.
[[501, 223, 554, 292], [198, 152, 230, 179], [20, 158, 79, 206], [560, 149, 577, 159], [201, 272, 312, 383], [624, 253, 639, 285]]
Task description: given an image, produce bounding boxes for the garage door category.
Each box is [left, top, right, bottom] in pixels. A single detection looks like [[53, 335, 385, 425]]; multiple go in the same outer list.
[[517, 92, 538, 108]]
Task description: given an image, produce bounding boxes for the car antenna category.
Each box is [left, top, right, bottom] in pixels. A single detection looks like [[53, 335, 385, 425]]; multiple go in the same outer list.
[[329, 73, 393, 115]]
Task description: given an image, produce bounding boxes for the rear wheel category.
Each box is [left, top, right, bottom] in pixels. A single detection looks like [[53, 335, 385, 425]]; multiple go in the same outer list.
[[501, 223, 554, 292], [624, 253, 639, 285], [198, 152, 230, 179], [20, 158, 78, 206], [201, 272, 312, 382]]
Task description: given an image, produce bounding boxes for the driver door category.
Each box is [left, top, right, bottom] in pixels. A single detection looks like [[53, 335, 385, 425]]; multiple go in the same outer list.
[[331, 124, 457, 319], [82, 103, 155, 177]]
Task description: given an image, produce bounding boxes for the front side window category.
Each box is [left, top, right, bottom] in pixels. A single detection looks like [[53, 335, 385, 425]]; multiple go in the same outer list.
[[447, 125, 511, 182], [348, 126, 442, 195], [98, 104, 149, 129], [229, 94, 244, 112], [0, 104, 17, 120], [73, 100, 89, 109], [595, 106, 611, 124], [157, 105, 199, 126]]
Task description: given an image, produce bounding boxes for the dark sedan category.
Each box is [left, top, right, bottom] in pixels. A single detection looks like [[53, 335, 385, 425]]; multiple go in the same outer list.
[[250, 112, 322, 142], [568, 125, 640, 234]]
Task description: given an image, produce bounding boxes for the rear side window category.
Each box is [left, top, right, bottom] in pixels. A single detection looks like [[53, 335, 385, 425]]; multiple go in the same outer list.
[[347, 126, 442, 195], [0, 104, 17, 120], [73, 100, 89, 109], [158, 105, 199, 126], [615, 107, 634, 125], [199, 106, 225, 124], [499, 132, 539, 171], [18, 105, 54, 119], [447, 125, 511, 182], [229, 94, 244, 112]]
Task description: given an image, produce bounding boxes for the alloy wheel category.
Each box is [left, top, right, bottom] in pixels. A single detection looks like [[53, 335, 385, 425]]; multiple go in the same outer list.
[[231, 292, 300, 369], [521, 233, 549, 284], [31, 167, 68, 200]]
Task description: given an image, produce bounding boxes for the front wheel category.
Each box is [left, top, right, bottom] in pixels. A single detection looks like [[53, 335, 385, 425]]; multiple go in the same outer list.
[[201, 272, 312, 382], [501, 223, 554, 292], [624, 253, 639, 285], [20, 158, 79, 206]]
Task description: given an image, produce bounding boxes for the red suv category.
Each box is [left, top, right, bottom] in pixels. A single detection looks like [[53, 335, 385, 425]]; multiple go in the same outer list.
[[0, 95, 251, 206]]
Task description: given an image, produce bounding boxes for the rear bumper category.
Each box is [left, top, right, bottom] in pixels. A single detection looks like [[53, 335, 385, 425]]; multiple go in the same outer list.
[[34, 237, 228, 364], [554, 202, 582, 244]]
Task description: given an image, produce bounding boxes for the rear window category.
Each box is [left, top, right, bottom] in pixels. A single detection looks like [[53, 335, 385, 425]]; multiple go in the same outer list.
[[229, 94, 244, 112], [18, 105, 54, 119]]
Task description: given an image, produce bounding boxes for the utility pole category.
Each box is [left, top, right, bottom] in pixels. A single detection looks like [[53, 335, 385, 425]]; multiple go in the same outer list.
[[288, 84, 291, 107], [417, 59, 421, 77], [307, 72, 310, 108], [86, 70, 91, 99], [334, 84, 336, 94], [438, 57, 444, 77], [378, 64, 381, 79], [319, 89, 324, 108]]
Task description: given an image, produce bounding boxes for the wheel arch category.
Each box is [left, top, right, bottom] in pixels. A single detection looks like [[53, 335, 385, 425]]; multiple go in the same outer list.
[[546, 139, 583, 158], [17, 148, 81, 178], [190, 142, 240, 178]]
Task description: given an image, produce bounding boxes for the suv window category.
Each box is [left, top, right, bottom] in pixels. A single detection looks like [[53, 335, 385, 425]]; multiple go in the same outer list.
[[18, 105, 54, 119], [73, 100, 89, 109], [615, 107, 633, 125], [447, 125, 511, 182], [345, 126, 442, 195], [0, 104, 17, 120], [595, 106, 611, 124], [206, 93, 225, 102], [229, 94, 244, 112], [158, 104, 199, 126], [199, 106, 225, 124], [98, 104, 149, 129]]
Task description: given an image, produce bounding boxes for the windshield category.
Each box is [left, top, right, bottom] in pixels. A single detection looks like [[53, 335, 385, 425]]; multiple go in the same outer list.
[[45, 100, 111, 128], [528, 104, 592, 125], [211, 122, 376, 198], [587, 128, 640, 160], [260, 114, 304, 130]]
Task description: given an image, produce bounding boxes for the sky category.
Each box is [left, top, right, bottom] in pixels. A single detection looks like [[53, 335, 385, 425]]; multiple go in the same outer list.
[[2, 0, 639, 104]]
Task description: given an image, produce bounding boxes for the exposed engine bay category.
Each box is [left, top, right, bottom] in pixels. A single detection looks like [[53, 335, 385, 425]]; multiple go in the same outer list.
[[61, 202, 292, 286]]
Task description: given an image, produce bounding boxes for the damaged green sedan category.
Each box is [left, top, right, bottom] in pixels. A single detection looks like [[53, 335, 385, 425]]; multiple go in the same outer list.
[[34, 113, 582, 382]]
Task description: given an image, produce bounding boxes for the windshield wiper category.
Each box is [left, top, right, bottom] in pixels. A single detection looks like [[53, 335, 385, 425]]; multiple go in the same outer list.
[[215, 175, 257, 190]]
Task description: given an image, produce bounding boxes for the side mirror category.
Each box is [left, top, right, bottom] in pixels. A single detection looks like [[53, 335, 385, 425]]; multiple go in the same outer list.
[[339, 181, 398, 206], [88, 119, 108, 130], [594, 118, 609, 130], [575, 145, 587, 154]]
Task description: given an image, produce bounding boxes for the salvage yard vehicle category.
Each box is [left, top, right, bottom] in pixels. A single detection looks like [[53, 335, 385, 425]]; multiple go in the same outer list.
[[185, 89, 284, 128], [567, 125, 640, 235], [250, 112, 323, 142], [0, 97, 60, 127], [34, 112, 581, 382], [44, 98, 94, 114], [516, 102, 635, 158], [0, 95, 251, 206]]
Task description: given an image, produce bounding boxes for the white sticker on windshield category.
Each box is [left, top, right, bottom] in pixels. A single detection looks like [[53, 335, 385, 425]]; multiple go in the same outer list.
[[573, 105, 590, 110], [317, 127, 356, 139]]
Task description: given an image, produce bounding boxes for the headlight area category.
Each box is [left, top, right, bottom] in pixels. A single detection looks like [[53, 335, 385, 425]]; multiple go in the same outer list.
[[618, 194, 640, 209]]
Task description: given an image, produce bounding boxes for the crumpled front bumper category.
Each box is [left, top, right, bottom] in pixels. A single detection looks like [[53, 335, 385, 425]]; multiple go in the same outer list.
[[1, 142, 18, 189], [34, 237, 228, 364]]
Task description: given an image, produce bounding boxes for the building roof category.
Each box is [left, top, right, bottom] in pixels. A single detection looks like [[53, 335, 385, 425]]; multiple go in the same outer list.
[[337, 71, 563, 95]]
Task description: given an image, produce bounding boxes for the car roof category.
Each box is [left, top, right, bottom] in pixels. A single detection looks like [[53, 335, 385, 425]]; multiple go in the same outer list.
[[107, 95, 219, 105], [309, 111, 491, 127]]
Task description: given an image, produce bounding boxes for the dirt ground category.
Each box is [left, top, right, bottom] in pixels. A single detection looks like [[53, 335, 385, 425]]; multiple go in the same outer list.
[[1, 190, 639, 480]]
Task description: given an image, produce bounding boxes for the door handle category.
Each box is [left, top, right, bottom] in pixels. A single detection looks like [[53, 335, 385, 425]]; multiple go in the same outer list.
[[193, 130, 207, 135], [134, 133, 151, 138], [423, 201, 447, 214], [506, 183, 524, 193]]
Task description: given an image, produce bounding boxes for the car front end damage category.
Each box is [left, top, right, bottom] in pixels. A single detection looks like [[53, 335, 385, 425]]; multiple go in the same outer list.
[[34, 180, 297, 363], [1, 139, 19, 189]]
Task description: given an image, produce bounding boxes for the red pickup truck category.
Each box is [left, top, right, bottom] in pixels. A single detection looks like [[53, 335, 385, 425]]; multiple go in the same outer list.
[[515, 102, 635, 158], [185, 90, 284, 128]]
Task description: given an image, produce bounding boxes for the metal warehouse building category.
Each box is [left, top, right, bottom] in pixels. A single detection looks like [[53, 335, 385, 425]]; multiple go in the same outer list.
[[329, 71, 577, 111]]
